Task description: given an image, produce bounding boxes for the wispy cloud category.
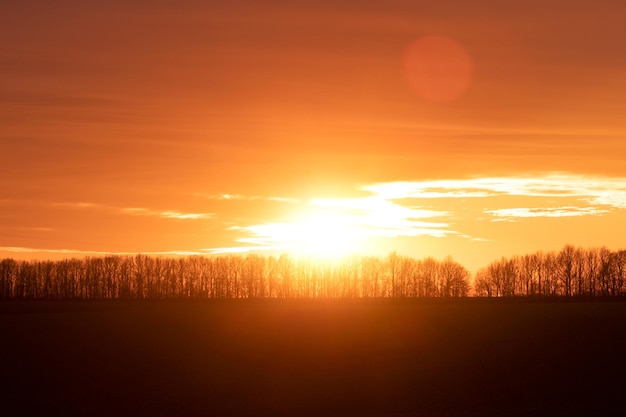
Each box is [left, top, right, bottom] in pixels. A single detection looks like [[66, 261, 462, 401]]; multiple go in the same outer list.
[[0, 246, 205, 257], [122, 208, 213, 220], [51, 201, 214, 220], [486, 206, 610, 221], [363, 174, 626, 205], [310, 197, 452, 238], [203, 245, 287, 255], [53, 202, 102, 208], [20, 227, 56, 232], [364, 173, 626, 217], [199, 193, 300, 203]]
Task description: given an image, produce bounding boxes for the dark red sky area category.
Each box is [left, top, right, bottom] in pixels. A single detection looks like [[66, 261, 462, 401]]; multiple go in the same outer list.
[[2, 1, 626, 266]]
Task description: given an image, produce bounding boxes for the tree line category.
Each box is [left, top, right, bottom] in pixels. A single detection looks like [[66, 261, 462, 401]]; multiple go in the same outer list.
[[0, 253, 469, 300], [474, 245, 626, 297], [2, 245, 625, 300]]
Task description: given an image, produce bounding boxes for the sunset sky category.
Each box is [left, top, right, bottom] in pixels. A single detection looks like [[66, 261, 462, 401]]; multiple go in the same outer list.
[[2, 0, 626, 271]]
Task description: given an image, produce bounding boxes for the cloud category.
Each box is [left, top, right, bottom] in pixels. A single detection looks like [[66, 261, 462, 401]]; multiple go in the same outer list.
[[310, 196, 448, 219], [122, 208, 213, 220], [53, 202, 102, 208], [213, 194, 456, 254], [309, 197, 452, 238], [364, 173, 626, 216], [21, 227, 56, 232], [362, 173, 626, 208], [50, 201, 214, 220], [203, 245, 286, 255], [22, 173, 623, 258], [0, 246, 203, 257], [485, 206, 610, 221], [199, 193, 300, 203], [211, 173, 626, 255]]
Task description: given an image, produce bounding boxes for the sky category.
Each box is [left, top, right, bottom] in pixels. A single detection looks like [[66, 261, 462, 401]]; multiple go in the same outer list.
[[2, 0, 626, 271]]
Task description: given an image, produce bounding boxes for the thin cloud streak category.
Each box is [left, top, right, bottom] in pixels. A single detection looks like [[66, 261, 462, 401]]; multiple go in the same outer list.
[[15, 227, 56, 232], [0, 246, 203, 257], [311, 197, 448, 219], [486, 207, 611, 221], [50, 201, 214, 220], [364, 173, 626, 212], [122, 208, 214, 220], [53, 202, 102, 208], [204, 245, 287, 255], [199, 193, 300, 203]]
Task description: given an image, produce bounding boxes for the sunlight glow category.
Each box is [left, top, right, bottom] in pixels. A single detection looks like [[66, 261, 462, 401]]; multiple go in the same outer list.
[[231, 210, 367, 259], [289, 210, 366, 258], [226, 196, 452, 257], [211, 173, 626, 259]]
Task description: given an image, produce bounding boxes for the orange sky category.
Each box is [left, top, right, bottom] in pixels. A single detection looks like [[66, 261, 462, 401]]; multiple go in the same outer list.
[[2, 1, 626, 271]]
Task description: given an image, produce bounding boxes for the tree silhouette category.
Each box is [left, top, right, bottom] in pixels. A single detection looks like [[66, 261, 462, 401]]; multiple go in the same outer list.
[[3, 244, 626, 300]]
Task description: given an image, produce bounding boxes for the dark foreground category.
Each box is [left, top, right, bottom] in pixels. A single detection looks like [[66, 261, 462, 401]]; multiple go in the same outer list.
[[2, 299, 626, 416]]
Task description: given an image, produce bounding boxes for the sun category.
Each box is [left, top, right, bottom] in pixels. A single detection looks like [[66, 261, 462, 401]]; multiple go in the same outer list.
[[233, 196, 412, 259], [282, 208, 366, 259]]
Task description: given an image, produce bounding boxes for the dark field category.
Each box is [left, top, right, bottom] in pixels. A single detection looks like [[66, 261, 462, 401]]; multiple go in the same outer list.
[[2, 299, 626, 416]]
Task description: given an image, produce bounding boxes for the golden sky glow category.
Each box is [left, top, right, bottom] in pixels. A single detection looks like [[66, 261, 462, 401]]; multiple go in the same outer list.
[[2, 1, 626, 270]]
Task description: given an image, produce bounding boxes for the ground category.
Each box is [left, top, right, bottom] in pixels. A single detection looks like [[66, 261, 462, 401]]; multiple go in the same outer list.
[[2, 299, 626, 416]]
